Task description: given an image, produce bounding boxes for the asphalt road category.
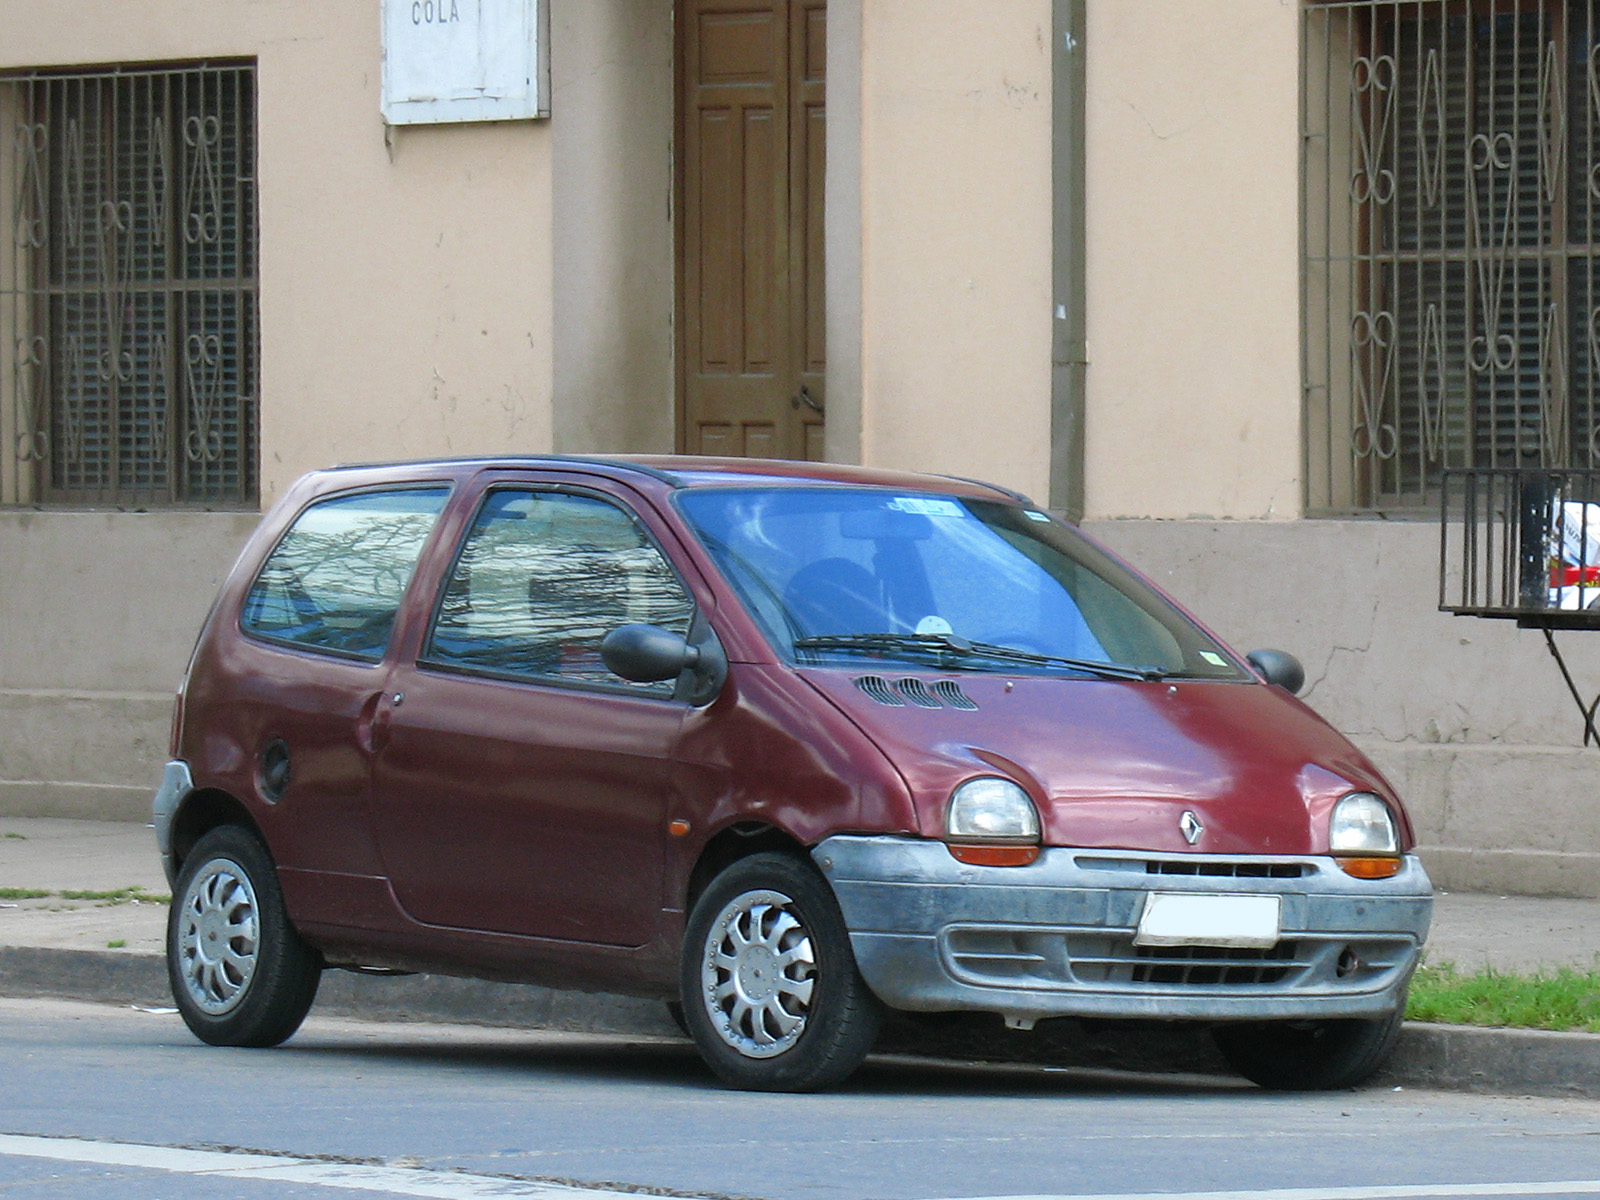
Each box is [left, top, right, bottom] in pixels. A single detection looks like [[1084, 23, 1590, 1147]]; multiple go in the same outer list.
[[12, 998, 1600, 1200]]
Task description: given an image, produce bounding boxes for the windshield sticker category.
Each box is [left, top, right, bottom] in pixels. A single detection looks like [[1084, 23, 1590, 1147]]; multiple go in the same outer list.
[[887, 497, 964, 518], [1024, 510, 1051, 522], [1200, 651, 1228, 667]]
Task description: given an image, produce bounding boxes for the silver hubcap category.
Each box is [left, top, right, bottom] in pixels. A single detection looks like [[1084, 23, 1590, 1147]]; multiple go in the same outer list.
[[175, 857, 260, 1015], [700, 888, 816, 1058]]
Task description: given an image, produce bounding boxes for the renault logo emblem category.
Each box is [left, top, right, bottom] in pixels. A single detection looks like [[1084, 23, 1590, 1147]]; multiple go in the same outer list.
[[1180, 810, 1204, 845]]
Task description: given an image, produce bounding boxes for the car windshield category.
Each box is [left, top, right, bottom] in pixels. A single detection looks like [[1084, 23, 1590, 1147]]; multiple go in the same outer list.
[[677, 487, 1247, 679]]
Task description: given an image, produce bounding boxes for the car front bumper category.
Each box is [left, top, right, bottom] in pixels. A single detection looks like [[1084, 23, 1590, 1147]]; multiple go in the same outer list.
[[812, 835, 1432, 1026], [152, 759, 193, 887]]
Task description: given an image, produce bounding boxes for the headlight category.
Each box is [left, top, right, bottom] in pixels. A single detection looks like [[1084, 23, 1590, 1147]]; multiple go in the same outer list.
[[1330, 792, 1401, 878], [947, 777, 1040, 842]]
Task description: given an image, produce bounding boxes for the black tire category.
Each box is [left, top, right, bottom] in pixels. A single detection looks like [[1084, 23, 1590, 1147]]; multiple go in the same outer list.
[[1212, 1007, 1405, 1090], [167, 825, 321, 1048], [680, 852, 882, 1091], [664, 999, 691, 1038]]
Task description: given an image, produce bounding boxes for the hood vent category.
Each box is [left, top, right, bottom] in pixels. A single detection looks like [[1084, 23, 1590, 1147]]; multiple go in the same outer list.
[[895, 678, 943, 708], [853, 675, 979, 710], [853, 675, 904, 706], [931, 680, 979, 710]]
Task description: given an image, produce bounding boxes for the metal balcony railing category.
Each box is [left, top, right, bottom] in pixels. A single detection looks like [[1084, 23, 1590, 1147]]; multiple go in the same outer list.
[[1439, 468, 1600, 631]]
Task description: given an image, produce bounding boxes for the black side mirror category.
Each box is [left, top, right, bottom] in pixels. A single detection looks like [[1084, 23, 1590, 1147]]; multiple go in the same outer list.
[[1246, 649, 1305, 696], [602, 623, 698, 682], [601, 623, 728, 705]]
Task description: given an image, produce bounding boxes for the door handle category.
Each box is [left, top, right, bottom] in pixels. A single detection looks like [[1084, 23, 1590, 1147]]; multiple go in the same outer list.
[[789, 385, 824, 415], [356, 691, 400, 756]]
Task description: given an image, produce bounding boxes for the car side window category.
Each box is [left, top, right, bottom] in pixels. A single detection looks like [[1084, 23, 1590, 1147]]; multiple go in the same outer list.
[[241, 487, 451, 660], [424, 489, 695, 694]]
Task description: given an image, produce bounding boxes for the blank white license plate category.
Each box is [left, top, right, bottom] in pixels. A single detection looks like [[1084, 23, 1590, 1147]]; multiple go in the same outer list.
[[1133, 892, 1282, 949]]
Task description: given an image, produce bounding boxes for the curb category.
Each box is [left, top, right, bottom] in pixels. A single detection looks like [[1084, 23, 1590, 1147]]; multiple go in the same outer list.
[[0, 946, 679, 1038], [1375, 1022, 1600, 1097], [5, 944, 1598, 1096]]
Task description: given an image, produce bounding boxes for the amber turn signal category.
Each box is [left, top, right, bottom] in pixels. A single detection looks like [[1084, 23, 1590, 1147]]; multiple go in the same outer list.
[[1334, 854, 1401, 879], [667, 819, 691, 838], [946, 844, 1040, 867]]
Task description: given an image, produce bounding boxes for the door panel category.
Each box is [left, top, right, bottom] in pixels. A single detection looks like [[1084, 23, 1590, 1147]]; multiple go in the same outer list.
[[680, 0, 825, 460], [369, 487, 697, 947], [371, 671, 684, 946]]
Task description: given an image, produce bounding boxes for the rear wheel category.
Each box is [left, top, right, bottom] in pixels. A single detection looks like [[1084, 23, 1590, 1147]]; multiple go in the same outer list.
[[1212, 1007, 1405, 1090], [680, 852, 881, 1091], [167, 825, 321, 1048]]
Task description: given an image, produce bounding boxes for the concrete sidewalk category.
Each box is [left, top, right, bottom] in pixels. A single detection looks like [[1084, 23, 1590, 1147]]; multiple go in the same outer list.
[[4, 816, 1600, 1095]]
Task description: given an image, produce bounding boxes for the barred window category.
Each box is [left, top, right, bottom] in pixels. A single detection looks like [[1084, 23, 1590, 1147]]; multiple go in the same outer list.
[[0, 63, 257, 507], [1304, 2, 1600, 512]]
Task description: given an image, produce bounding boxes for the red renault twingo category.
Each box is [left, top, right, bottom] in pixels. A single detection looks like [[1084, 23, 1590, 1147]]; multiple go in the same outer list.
[[154, 456, 1432, 1091]]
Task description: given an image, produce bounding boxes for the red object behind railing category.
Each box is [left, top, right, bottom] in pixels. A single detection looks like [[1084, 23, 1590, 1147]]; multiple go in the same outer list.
[[1551, 562, 1600, 587]]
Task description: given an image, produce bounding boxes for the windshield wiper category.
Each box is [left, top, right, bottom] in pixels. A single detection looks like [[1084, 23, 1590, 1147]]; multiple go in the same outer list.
[[791, 633, 1164, 682]]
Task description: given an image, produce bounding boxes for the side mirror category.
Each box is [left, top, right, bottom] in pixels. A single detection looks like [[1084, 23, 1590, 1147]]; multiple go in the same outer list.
[[601, 623, 728, 704], [601, 623, 699, 683], [1246, 649, 1305, 695]]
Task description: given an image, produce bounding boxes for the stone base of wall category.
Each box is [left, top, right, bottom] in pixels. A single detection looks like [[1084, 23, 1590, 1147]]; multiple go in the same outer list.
[[1363, 741, 1600, 897], [0, 510, 254, 827], [0, 690, 170, 822]]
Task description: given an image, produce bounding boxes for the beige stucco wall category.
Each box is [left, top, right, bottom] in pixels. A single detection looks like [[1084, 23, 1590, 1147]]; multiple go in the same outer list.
[[1084, 0, 1302, 520], [856, 0, 1054, 502], [0, 1, 556, 508], [257, 11, 553, 502], [550, 0, 675, 456]]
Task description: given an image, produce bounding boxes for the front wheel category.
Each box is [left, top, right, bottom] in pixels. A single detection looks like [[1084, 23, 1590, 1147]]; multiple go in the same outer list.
[[167, 825, 321, 1048], [1212, 1007, 1405, 1090], [680, 852, 881, 1091]]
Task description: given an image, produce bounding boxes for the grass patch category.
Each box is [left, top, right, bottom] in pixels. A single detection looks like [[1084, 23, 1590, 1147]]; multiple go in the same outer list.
[[58, 886, 167, 904], [2, 832, 23, 839], [0, 885, 169, 905], [106, 939, 126, 949], [1407, 962, 1600, 1033]]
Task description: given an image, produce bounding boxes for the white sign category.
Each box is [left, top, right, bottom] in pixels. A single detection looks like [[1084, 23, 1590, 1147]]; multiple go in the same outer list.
[[382, 0, 549, 125]]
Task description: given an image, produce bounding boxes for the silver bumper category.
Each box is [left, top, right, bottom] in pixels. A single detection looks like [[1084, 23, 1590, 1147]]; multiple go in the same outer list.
[[152, 759, 193, 886], [813, 835, 1432, 1026]]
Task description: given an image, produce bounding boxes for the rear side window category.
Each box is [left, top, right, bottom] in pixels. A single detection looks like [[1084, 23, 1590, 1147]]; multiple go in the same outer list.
[[424, 489, 695, 693], [241, 487, 450, 660]]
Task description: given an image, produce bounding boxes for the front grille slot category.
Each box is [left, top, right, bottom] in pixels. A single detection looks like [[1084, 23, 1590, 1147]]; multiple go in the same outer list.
[[945, 925, 1334, 991], [1145, 860, 1309, 879], [1059, 934, 1304, 986], [1126, 943, 1298, 986]]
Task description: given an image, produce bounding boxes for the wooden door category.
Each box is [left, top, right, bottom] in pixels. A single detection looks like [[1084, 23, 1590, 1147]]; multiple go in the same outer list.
[[678, 0, 825, 461]]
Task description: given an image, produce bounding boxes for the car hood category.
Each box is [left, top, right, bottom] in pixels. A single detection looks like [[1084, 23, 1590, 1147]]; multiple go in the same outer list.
[[797, 669, 1406, 856]]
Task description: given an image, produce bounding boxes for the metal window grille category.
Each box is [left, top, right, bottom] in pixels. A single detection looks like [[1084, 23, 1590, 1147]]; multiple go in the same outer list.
[[1304, 2, 1600, 513], [0, 63, 257, 508]]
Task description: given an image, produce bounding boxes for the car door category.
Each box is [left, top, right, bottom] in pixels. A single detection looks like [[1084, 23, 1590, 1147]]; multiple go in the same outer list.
[[369, 481, 697, 946], [228, 484, 453, 891]]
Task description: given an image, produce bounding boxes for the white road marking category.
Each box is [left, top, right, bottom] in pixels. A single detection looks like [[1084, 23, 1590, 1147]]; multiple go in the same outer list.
[[938, 1184, 1600, 1200], [0, 1133, 645, 1198], [12, 1132, 1600, 1200]]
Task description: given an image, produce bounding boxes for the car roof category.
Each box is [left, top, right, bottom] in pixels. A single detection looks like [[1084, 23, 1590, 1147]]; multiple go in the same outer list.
[[322, 454, 1034, 504]]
